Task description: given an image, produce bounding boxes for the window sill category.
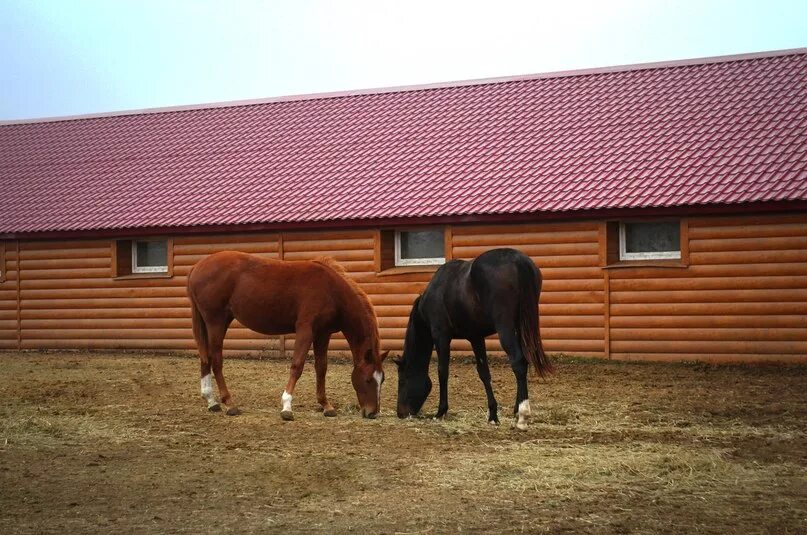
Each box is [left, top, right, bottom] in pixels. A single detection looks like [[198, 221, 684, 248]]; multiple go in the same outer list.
[[603, 260, 688, 270], [114, 273, 172, 281], [377, 265, 441, 277]]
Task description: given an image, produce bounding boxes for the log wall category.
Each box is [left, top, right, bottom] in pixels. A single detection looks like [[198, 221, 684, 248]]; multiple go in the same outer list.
[[0, 242, 20, 349], [3, 212, 806, 362], [608, 213, 807, 362]]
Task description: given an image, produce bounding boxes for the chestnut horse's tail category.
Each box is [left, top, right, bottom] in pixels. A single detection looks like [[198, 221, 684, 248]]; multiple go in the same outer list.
[[517, 259, 553, 377], [187, 267, 209, 366]]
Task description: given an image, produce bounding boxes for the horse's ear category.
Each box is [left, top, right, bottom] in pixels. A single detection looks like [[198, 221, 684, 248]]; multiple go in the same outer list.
[[380, 350, 389, 362]]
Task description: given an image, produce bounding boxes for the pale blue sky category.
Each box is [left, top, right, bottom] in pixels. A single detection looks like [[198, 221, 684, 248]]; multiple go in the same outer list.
[[1, 0, 805, 121]]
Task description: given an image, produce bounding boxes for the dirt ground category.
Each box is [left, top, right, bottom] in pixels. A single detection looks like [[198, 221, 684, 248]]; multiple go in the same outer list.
[[0, 351, 805, 534]]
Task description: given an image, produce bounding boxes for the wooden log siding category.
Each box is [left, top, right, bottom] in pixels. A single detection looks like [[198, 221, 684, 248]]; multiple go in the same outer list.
[[4, 212, 807, 363], [19, 240, 182, 351], [608, 213, 807, 362], [0, 242, 20, 349]]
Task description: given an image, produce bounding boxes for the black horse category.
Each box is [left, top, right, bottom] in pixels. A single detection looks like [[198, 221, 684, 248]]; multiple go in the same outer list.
[[394, 248, 552, 430]]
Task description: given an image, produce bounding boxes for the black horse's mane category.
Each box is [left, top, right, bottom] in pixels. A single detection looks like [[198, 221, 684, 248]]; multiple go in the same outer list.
[[401, 296, 434, 370]]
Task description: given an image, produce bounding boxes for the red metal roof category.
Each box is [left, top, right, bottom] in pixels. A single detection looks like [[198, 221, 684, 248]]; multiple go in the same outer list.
[[1, 49, 805, 235]]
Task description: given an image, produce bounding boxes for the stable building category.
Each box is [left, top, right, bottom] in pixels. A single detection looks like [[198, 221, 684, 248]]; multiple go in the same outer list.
[[1, 49, 805, 363]]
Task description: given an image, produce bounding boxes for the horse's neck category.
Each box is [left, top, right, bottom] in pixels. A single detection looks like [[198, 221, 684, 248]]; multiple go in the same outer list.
[[406, 302, 434, 371], [340, 295, 378, 356]]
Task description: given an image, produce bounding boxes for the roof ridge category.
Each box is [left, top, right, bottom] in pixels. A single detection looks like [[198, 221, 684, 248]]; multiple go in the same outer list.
[[2, 47, 804, 127]]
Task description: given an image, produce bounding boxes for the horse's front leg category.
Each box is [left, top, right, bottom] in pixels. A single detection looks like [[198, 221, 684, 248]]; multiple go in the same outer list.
[[435, 336, 451, 419], [471, 337, 499, 425], [313, 333, 337, 417], [281, 326, 313, 421]]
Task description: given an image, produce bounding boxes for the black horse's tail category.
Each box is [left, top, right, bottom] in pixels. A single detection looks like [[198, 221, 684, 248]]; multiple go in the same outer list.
[[517, 259, 553, 377]]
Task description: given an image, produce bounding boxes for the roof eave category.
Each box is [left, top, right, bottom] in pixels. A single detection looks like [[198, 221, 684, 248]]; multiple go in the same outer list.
[[3, 200, 805, 241]]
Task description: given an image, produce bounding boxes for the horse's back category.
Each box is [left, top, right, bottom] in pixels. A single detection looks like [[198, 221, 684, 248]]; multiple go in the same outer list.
[[427, 249, 540, 336], [188, 251, 340, 334], [470, 248, 540, 291], [187, 251, 246, 304], [188, 251, 288, 302], [417, 259, 489, 337], [470, 247, 539, 304], [190, 250, 330, 287]]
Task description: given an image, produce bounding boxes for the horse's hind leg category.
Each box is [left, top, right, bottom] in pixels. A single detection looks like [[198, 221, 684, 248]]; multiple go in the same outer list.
[[200, 359, 221, 412], [313, 333, 337, 417], [191, 301, 220, 412], [281, 325, 313, 421], [498, 327, 530, 430], [208, 317, 239, 416], [471, 337, 499, 425]]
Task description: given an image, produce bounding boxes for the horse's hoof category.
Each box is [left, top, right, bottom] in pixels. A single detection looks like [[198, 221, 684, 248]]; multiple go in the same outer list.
[[208, 403, 222, 413], [323, 408, 337, 417], [488, 419, 500, 426], [226, 407, 241, 416], [515, 421, 528, 431], [280, 410, 294, 421]]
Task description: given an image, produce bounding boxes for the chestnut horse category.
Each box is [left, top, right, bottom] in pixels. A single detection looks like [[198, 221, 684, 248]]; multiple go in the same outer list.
[[187, 251, 387, 419]]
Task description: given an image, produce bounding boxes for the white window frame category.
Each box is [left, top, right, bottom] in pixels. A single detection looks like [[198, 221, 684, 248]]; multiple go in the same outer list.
[[132, 239, 169, 273], [394, 229, 446, 266], [619, 221, 681, 261]]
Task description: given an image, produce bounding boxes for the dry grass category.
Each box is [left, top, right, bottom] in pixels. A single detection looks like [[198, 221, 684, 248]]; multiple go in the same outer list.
[[0, 351, 805, 534]]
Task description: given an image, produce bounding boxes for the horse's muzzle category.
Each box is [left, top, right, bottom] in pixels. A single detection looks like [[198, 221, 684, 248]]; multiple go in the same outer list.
[[362, 408, 378, 419], [396, 403, 411, 419]]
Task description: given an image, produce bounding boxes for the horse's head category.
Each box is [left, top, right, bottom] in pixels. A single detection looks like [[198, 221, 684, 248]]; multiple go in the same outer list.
[[394, 356, 432, 418], [395, 295, 434, 418], [351, 347, 389, 418]]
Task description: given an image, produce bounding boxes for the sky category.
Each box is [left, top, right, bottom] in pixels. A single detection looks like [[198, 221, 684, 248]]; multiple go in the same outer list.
[[1, 0, 805, 121]]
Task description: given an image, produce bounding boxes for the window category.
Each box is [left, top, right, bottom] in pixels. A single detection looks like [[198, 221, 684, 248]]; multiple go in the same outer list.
[[113, 238, 172, 277], [132, 240, 168, 273], [394, 229, 445, 266], [619, 221, 681, 260], [377, 228, 448, 271]]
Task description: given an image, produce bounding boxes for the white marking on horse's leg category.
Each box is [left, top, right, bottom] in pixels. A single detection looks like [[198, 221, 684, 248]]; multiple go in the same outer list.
[[280, 390, 294, 420], [200, 373, 218, 408], [281, 390, 293, 413], [516, 399, 531, 430], [373, 371, 383, 407]]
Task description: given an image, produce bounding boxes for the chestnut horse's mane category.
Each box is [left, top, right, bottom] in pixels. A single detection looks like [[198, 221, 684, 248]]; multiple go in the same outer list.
[[313, 257, 380, 352]]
